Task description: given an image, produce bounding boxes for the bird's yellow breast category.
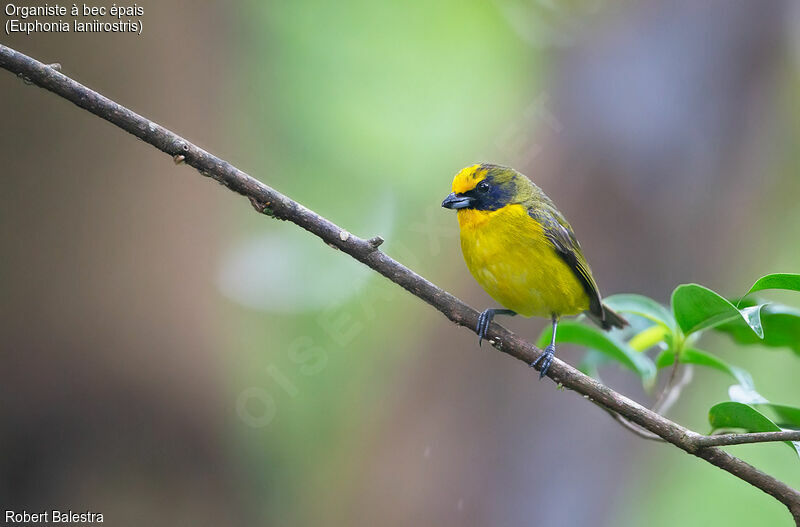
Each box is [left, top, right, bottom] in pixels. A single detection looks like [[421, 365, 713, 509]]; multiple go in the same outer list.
[[457, 204, 589, 317]]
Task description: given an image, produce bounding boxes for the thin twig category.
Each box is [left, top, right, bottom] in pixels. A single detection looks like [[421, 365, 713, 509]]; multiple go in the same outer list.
[[651, 362, 693, 416], [1, 44, 798, 524], [652, 348, 681, 412], [697, 431, 800, 447], [607, 410, 665, 442]]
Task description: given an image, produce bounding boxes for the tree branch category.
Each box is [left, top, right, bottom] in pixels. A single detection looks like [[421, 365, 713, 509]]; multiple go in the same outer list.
[[2, 44, 799, 523], [698, 431, 800, 448]]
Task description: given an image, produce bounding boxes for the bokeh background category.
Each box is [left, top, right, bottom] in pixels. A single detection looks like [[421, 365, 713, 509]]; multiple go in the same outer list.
[[2, 0, 800, 525]]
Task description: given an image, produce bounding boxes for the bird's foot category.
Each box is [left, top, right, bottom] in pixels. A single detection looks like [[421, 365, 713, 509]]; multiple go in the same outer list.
[[476, 309, 494, 346], [530, 344, 555, 379], [475, 308, 515, 346]]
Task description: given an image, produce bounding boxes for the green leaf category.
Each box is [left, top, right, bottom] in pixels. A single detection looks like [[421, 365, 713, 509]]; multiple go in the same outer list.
[[629, 324, 670, 352], [708, 402, 800, 457], [756, 404, 800, 429], [671, 284, 764, 338], [655, 348, 677, 368], [603, 294, 676, 331], [656, 348, 753, 388], [538, 320, 656, 383], [715, 304, 800, 355], [740, 273, 800, 305]]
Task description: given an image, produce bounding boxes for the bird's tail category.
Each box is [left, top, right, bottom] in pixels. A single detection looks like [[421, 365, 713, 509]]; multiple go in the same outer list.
[[586, 303, 629, 331]]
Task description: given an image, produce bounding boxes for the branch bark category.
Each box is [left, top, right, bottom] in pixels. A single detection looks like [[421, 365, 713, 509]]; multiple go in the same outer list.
[[698, 431, 800, 448], [2, 44, 799, 523]]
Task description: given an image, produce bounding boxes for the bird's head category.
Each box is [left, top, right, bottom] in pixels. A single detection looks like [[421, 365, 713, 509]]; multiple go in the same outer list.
[[441, 164, 531, 211]]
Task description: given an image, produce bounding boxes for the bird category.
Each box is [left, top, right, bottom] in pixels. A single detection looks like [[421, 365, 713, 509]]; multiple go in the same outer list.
[[441, 163, 627, 378]]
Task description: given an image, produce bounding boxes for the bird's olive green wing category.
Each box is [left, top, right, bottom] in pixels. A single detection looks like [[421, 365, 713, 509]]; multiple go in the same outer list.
[[528, 204, 604, 320]]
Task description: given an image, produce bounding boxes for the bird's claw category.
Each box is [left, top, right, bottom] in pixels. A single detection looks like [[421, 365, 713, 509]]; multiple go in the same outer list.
[[476, 308, 516, 346], [530, 344, 555, 379], [476, 309, 492, 346]]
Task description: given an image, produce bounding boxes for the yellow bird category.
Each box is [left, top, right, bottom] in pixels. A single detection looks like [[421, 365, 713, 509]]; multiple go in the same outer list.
[[442, 163, 627, 377]]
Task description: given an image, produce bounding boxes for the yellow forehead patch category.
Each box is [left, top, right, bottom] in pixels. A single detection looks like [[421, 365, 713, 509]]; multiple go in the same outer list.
[[451, 164, 487, 194]]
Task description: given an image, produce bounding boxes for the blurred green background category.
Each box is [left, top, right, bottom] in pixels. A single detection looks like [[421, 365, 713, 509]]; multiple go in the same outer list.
[[1, 1, 799, 525]]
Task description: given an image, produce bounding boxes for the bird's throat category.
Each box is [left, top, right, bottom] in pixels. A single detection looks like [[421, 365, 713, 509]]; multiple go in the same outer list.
[[456, 207, 500, 231]]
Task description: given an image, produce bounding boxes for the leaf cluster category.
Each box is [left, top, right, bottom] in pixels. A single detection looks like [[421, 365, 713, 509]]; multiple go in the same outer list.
[[538, 273, 800, 458]]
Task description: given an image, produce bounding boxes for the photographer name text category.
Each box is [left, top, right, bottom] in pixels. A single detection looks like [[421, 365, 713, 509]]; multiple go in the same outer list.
[[5, 510, 104, 523]]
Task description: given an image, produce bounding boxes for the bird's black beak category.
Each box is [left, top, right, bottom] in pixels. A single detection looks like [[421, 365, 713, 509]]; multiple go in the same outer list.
[[441, 192, 473, 210]]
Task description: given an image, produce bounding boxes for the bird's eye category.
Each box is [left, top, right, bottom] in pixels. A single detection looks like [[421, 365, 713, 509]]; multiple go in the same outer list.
[[477, 181, 490, 193]]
